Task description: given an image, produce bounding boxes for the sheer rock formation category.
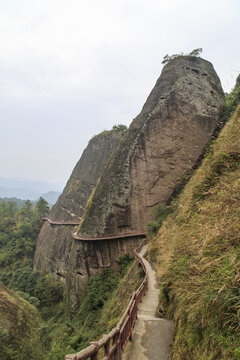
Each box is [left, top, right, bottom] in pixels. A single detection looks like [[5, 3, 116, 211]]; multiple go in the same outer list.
[[33, 130, 124, 281], [77, 57, 225, 238], [68, 57, 225, 306], [34, 56, 225, 306]]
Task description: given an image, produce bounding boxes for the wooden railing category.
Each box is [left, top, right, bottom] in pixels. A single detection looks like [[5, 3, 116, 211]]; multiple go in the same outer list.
[[72, 231, 146, 241], [64, 240, 148, 360], [43, 217, 146, 241], [43, 217, 80, 226]]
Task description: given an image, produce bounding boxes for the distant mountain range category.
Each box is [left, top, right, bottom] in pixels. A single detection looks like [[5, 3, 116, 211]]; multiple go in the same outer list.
[[0, 178, 63, 205]]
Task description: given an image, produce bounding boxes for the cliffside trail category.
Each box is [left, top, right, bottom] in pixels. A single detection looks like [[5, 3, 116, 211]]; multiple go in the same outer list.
[[123, 245, 173, 360]]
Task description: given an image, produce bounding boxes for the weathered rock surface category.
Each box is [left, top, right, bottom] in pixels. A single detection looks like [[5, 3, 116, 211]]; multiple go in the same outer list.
[[34, 56, 225, 307], [77, 57, 225, 238], [33, 130, 124, 280]]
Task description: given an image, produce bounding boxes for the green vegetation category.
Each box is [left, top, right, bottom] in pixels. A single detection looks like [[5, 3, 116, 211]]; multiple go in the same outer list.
[[147, 202, 178, 236], [0, 197, 37, 209], [32, 255, 142, 360], [162, 48, 203, 64], [0, 197, 143, 360], [148, 95, 240, 358], [91, 124, 128, 141], [0, 283, 44, 360], [0, 198, 49, 291], [221, 74, 240, 124], [112, 124, 128, 132]]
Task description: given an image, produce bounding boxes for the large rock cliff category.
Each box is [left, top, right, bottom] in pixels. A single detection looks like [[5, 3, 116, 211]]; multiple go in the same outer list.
[[77, 57, 225, 238], [33, 130, 124, 280], [34, 56, 225, 306]]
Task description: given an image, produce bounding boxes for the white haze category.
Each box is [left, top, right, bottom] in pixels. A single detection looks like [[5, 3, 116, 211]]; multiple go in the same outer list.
[[0, 0, 239, 184]]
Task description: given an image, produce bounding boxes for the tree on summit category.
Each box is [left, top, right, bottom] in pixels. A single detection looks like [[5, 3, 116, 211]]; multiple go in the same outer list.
[[189, 48, 203, 56], [112, 124, 128, 132], [162, 48, 203, 64]]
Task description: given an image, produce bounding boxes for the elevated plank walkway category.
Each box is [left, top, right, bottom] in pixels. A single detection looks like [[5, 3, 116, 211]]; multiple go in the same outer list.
[[43, 217, 80, 226], [43, 217, 146, 241]]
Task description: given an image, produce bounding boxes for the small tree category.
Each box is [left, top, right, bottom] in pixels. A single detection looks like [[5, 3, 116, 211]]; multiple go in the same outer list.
[[162, 48, 203, 64], [112, 124, 128, 132], [189, 48, 203, 57], [35, 197, 50, 219]]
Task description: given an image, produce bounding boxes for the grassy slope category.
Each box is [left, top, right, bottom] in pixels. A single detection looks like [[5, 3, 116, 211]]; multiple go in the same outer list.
[[149, 104, 240, 359], [0, 282, 43, 360]]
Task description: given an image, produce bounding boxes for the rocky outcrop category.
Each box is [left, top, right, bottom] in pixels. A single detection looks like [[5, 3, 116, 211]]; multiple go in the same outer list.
[[77, 57, 225, 238], [34, 56, 225, 307], [66, 56, 225, 307], [33, 130, 124, 280]]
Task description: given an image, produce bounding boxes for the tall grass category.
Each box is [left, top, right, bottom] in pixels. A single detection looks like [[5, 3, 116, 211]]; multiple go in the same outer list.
[[149, 102, 240, 359]]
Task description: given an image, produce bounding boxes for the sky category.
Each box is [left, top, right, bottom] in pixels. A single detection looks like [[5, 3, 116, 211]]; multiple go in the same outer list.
[[0, 0, 239, 187]]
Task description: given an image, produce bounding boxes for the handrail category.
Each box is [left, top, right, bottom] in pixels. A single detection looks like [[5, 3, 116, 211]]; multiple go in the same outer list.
[[72, 231, 146, 241], [43, 217, 146, 241], [43, 217, 80, 226], [64, 240, 148, 360]]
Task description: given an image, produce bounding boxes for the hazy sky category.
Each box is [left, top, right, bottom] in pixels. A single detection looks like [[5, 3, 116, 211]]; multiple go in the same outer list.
[[0, 0, 239, 186]]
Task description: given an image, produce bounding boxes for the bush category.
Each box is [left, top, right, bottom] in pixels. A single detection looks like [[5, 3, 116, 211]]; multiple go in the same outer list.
[[147, 202, 177, 235], [117, 254, 134, 276], [9, 267, 42, 296], [112, 124, 128, 132], [34, 275, 64, 308]]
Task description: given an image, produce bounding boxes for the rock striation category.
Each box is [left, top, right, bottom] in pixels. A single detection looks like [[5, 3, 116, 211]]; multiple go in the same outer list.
[[33, 130, 124, 280]]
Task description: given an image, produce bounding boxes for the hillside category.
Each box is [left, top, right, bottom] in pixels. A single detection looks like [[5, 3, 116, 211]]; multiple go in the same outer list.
[[148, 96, 240, 357], [0, 282, 42, 360]]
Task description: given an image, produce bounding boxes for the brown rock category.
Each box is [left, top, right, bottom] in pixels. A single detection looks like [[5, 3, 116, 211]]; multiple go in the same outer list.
[[33, 130, 124, 280], [78, 56, 225, 237], [34, 56, 225, 307]]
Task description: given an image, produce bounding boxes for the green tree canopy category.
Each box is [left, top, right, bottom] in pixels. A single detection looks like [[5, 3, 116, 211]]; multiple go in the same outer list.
[[112, 124, 128, 132], [161, 48, 203, 64], [35, 197, 50, 219]]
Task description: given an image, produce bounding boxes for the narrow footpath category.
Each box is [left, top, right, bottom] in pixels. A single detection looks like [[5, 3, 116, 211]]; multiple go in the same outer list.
[[123, 245, 173, 360]]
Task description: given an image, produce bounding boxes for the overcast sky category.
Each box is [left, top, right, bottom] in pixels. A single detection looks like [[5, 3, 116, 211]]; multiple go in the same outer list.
[[0, 0, 239, 186]]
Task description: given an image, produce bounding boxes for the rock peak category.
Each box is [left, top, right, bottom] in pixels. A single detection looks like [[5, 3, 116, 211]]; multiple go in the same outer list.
[[77, 56, 225, 237]]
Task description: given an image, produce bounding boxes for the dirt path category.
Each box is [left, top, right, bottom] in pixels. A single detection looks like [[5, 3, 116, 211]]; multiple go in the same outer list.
[[123, 245, 173, 360]]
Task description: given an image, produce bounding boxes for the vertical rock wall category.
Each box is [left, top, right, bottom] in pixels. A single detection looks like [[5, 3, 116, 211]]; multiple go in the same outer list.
[[34, 56, 225, 306], [33, 130, 124, 280], [77, 57, 225, 238]]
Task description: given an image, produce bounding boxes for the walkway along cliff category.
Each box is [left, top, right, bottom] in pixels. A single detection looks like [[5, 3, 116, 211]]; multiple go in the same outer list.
[[33, 130, 124, 285], [33, 56, 225, 307]]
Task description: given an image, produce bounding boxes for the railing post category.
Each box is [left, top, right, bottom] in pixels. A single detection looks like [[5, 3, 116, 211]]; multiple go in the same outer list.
[[91, 353, 98, 360], [89, 342, 99, 360], [104, 337, 110, 358]]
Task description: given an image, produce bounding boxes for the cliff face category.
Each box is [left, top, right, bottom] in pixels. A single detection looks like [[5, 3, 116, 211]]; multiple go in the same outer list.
[[77, 57, 225, 238], [66, 56, 225, 307], [33, 131, 124, 279], [34, 56, 225, 306], [50, 130, 124, 222]]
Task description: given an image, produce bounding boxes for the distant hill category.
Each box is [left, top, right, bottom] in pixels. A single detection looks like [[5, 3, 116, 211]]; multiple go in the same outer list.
[[40, 191, 60, 205], [0, 197, 36, 208], [0, 178, 63, 204], [0, 191, 60, 208]]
